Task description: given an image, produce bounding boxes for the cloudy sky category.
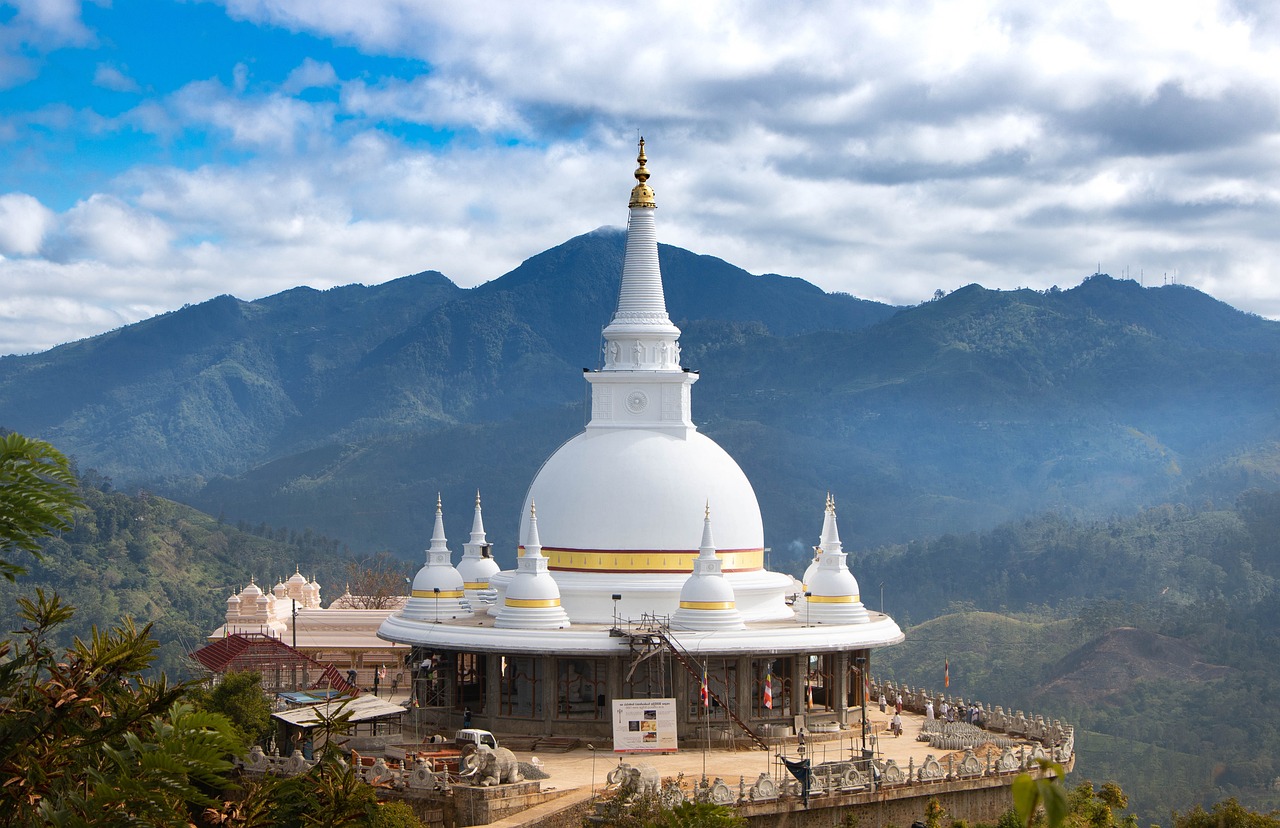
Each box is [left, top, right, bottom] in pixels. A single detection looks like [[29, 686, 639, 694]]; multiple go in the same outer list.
[[2, 0, 1278, 356]]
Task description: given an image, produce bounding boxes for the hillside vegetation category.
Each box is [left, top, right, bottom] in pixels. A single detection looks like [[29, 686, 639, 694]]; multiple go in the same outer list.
[[874, 489, 1280, 821], [2, 231, 1278, 561]]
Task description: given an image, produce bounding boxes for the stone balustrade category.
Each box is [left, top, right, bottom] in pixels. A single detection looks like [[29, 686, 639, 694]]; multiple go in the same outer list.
[[239, 746, 446, 792]]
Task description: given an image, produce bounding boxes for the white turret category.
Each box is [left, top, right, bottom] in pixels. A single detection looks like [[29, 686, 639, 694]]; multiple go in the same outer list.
[[800, 493, 833, 594], [457, 491, 501, 607], [403, 495, 473, 621], [672, 505, 746, 631], [287, 567, 308, 602], [801, 496, 870, 624], [496, 504, 570, 629]]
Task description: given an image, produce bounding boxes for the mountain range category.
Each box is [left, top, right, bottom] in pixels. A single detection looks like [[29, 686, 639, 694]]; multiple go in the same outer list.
[[3, 228, 1279, 572]]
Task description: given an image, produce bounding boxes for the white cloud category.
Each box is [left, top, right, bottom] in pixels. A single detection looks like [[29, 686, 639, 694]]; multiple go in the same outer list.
[[50, 195, 173, 265], [163, 77, 337, 151], [282, 57, 338, 93], [5, 0, 1280, 355], [93, 63, 140, 93], [340, 75, 528, 134], [0, 193, 55, 255]]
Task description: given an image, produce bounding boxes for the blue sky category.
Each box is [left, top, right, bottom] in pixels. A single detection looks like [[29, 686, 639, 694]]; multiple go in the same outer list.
[[2, 0, 1279, 355]]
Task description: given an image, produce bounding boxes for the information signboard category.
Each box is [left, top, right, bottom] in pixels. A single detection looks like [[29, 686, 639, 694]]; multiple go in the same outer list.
[[611, 698, 678, 753]]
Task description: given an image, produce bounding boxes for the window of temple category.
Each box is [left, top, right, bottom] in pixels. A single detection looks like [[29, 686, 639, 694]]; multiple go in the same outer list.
[[805, 654, 835, 713], [752, 657, 793, 719], [555, 658, 606, 719], [454, 652, 486, 713], [499, 656, 542, 719]]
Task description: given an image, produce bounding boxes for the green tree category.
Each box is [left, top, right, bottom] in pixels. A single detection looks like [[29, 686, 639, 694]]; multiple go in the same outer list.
[[1172, 799, 1280, 828], [0, 591, 240, 825], [189, 670, 274, 747], [0, 432, 82, 581], [651, 801, 746, 828]]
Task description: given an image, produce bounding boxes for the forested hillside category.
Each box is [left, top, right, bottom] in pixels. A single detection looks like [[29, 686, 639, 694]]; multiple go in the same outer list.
[[3, 229, 1278, 561], [0, 470, 373, 678], [873, 488, 1280, 821]]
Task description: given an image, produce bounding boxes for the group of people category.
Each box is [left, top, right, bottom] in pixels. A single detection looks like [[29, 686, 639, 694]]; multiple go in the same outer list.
[[879, 691, 906, 737], [877, 689, 985, 737], [924, 698, 984, 726]]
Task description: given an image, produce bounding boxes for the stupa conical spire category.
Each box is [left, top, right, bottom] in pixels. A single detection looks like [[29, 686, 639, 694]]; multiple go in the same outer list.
[[601, 137, 682, 372], [802, 495, 870, 624], [496, 504, 570, 629], [404, 494, 473, 621], [458, 490, 501, 606], [672, 503, 746, 630]]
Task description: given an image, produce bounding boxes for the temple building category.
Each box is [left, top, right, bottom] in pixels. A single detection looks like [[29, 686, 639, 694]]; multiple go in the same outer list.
[[212, 567, 409, 691], [377, 141, 904, 742]]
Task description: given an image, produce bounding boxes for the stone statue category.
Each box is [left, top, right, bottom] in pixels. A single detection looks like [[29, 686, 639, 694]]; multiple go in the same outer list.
[[607, 761, 661, 795], [460, 744, 522, 786]]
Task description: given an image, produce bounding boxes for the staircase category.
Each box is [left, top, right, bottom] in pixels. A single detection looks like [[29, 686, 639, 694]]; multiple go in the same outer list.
[[617, 614, 769, 752]]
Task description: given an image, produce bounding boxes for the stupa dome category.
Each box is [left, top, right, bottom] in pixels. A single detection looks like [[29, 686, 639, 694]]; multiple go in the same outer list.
[[521, 429, 763, 561]]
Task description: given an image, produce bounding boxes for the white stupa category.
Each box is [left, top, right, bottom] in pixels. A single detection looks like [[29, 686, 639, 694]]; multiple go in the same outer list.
[[379, 140, 902, 739], [490, 138, 794, 624], [495, 504, 570, 629], [402, 495, 473, 622], [457, 491, 500, 607], [800, 496, 871, 625], [672, 505, 746, 631]]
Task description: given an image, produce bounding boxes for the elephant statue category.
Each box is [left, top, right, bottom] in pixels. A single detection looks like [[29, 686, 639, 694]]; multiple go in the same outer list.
[[606, 761, 661, 796], [460, 744, 522, 786]]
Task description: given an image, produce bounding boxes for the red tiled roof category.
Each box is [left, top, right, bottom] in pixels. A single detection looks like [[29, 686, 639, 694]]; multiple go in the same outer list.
[[189, 633, 358, 695]]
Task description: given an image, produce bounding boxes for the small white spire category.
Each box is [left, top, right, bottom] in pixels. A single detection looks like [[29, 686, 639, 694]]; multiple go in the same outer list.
[[525, 501, 543, 559], [469, 490, 485, 541], [428, 493, 448, 560], [673, 503, 745, 631]]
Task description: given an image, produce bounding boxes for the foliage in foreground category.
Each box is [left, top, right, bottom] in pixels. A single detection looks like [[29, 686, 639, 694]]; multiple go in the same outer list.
[[0, 430, 82, 581], [585, 790, 745, 828], [0, 589, 424, 827]]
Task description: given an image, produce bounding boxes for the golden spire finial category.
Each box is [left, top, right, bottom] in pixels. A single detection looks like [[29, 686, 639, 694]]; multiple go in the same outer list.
[[629, 136, 656, 209]]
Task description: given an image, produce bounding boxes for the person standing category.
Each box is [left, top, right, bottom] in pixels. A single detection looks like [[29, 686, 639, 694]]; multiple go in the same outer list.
[[925, 700, 935, 720], [891, 711, 902, 737], [879, 692, 887, 714]]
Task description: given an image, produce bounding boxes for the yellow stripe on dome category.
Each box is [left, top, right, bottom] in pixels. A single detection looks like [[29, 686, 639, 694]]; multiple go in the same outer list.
[[411, 589, 464, 599], [678, 600, 736, 610], [463, 582, 489, 589], [806, 594, 858, 603], [519, 547, 764, 573], [504, 597, 562, 608]]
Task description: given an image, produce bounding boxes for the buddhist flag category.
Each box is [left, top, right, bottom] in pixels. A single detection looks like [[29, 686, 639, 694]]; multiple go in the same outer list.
[[944, 659, 950, 688], [763, 673, 774, 710], [806, 677, 813, 709], [700, 669, 709, 707]]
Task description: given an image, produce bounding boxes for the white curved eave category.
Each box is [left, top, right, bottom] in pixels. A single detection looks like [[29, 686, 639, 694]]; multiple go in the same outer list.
[[378, 612, 904, 657]]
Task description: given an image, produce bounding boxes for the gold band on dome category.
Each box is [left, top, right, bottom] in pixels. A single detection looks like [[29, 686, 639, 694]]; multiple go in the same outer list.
[[678, 601, 736, 610], [521, 547, 765, 573], [504, 597, 562, 608], [806, 594, 859, 603], [411, 589, 464, 599], [463, 582, 489, 590]]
